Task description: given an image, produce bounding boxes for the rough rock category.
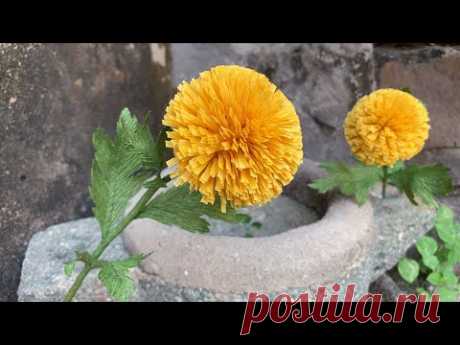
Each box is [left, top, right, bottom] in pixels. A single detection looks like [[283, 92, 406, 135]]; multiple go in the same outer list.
[[17, 218, 129, 302], [0, 43, 170, 301], [368, 195, 435, 279], [368, 273, 406, 302], [170, 43, 375, 162]]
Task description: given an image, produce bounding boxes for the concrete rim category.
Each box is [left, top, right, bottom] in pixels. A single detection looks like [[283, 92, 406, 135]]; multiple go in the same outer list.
[[123, 160, 375, 294]]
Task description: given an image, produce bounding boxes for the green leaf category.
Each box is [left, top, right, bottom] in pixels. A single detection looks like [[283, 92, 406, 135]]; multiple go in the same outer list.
[[416, 236, 438, 257], [156, 125, 169, 170], [143, 177, 168, 190], [422, 255, 440, 271], [447, 244, 460, 265], [435, 205, 458, 246], [387, 161, 405, 175], [138, 184, 251, 233], [441, 266, 459, 286], [398, 258, 420, 284], [436, 247, 450, 263], [435, 204, 456, 228], [116, 254, 145, 268], [64, 261, 76, 277], [98, 255, 144, 302], [90, 108, 163, 240], [118, 109, 163, 174], [309, 161, 382, 205], [389, 164, 453, 207], [427, 272, 444, 286], [437, 287, 458, 302]]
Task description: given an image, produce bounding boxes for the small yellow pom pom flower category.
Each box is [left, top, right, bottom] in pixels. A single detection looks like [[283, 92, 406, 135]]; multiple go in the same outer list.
[[163, 65, 303, 212], [344, 88, 430, 167]]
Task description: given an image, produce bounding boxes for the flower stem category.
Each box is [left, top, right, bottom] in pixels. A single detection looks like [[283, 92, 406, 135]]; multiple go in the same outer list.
[[382, 166, 389, 199], [63, 176, 168, 302], [63, 265, 92, 302]]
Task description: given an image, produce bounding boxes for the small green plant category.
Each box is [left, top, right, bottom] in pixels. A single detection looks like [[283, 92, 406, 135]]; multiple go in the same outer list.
[[397, 205, 460, 301]]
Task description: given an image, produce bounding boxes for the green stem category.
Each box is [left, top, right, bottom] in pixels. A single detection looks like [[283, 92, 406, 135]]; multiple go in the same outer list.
[[382, 166, 389, 199], [63, 265, 92, 302], [63, 176, 168, 302]]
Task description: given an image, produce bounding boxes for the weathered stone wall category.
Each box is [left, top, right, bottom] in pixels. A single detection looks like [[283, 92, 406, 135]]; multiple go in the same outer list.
[[0, 43, 171, 301]]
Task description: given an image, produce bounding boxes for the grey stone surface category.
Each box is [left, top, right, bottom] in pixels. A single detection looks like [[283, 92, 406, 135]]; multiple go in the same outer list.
[[17, 218, 130, 302], [170, 43, 375, 162], [0, 43, 170, 301], [368, 195, 435, 280]]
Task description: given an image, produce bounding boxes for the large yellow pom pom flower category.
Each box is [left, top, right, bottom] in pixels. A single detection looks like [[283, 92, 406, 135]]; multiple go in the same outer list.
[[163, 65, 303, 212], [344, 88, 430, 167]]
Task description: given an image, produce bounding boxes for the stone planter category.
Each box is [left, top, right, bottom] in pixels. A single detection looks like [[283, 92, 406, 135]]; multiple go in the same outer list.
[[17, 160, 435, 301], [122, 160, 375, 301]]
